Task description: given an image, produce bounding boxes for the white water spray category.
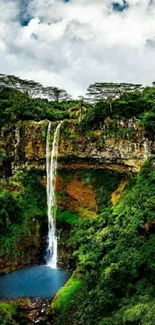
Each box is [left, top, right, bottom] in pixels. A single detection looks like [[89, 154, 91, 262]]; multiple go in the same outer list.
[[46, 121, 62, 268]]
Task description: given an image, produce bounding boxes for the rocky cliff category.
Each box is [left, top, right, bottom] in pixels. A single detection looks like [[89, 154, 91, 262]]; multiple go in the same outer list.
[[0, 119, 152, 175], [0, 119, 154, 273]]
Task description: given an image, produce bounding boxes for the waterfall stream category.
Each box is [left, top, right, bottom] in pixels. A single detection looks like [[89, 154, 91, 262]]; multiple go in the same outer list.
[[46, 121, 62, 268]]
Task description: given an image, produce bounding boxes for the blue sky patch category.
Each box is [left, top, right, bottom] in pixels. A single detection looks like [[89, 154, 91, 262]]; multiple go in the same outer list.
[[20, 16, 32, 27], [112, 1, 129, 12], [18, 0, 32, 26]]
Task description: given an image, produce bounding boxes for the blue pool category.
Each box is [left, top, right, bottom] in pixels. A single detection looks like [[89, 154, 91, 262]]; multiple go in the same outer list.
[[0, 265, 71, 299]]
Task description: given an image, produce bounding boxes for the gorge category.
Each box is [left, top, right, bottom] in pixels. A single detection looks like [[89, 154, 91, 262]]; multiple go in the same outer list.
[[0, 121, 72, 325], [0, 80, 155, 325]]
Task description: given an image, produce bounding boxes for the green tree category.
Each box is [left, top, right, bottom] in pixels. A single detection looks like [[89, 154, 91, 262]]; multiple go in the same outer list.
[[43, 86, 71, 102], [86, 82, 142, 111], [0, 74, 43, 98]]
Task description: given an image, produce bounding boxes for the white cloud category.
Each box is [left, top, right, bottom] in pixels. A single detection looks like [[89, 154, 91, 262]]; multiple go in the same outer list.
[[0, 0, 155, 97]]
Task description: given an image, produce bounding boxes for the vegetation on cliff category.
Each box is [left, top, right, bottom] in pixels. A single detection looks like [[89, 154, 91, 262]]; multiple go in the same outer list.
[[0, 301, 28, 325], [1, 75, 155, 324], [80, 87, 155, 138], [0, 86, 74, 125], [0, 170, 47, 272], [53, 158, 155, 325], [0, 75, 155, 141], [53, 160, 155, 325]]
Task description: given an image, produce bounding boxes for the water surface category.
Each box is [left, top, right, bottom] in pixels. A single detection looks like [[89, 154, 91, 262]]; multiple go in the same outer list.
[[0, 265, 71, 299]]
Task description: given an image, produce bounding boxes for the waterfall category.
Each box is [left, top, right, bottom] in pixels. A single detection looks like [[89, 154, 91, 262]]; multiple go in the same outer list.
[[46, 121, 62, 268]]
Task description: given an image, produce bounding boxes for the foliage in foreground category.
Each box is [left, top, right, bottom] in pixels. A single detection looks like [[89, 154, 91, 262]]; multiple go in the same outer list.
[[53, 158, 155, 325], [0, 302, 28, 325]]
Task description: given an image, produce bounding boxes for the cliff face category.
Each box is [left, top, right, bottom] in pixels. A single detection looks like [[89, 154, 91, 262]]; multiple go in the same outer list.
[[0, 119, 152, 175], [0, 119, 153, 273], [0, 221, 45, 274]]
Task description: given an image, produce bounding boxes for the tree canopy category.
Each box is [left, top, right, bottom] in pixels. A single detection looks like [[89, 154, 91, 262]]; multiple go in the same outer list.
[[1, 74, 155, 141], [42, 86, 71, 102], [0, 74, 71, 102], [85, 82, 143, 109]]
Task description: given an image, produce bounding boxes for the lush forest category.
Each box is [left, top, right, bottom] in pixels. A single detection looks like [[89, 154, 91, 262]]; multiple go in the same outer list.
[[0, 75, 155, 138], [0, 75, 155, 324], [53, 158, 155, 325]]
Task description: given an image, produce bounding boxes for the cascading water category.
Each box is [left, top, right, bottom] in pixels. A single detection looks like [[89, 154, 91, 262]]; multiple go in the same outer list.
[[46, 121, 62, 268]]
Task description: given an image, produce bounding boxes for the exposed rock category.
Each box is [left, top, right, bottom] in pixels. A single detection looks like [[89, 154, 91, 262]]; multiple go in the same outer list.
[[0, 119, 153, 175], [0, 119, 153, 273], [56, 174, 97, 217], [0, 227, 46, 274], [66, 178, 97, 210], [57, 223, 76, 270], [0, 297, 54, 325], [111, 180, 128, 206]]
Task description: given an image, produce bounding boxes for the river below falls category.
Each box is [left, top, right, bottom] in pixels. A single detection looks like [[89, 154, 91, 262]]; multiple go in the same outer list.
[[0, 265, 71, 299]]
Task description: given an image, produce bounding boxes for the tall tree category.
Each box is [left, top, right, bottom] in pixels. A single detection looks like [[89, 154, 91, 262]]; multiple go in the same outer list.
[[0, 74, 72, 103], [0, 74, 43, 98], [42, 86, 71, 102], [86, 82, 143, 110]]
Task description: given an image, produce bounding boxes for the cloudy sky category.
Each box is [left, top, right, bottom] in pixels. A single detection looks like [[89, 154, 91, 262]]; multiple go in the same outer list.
[[0, 0, 155, 96]]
